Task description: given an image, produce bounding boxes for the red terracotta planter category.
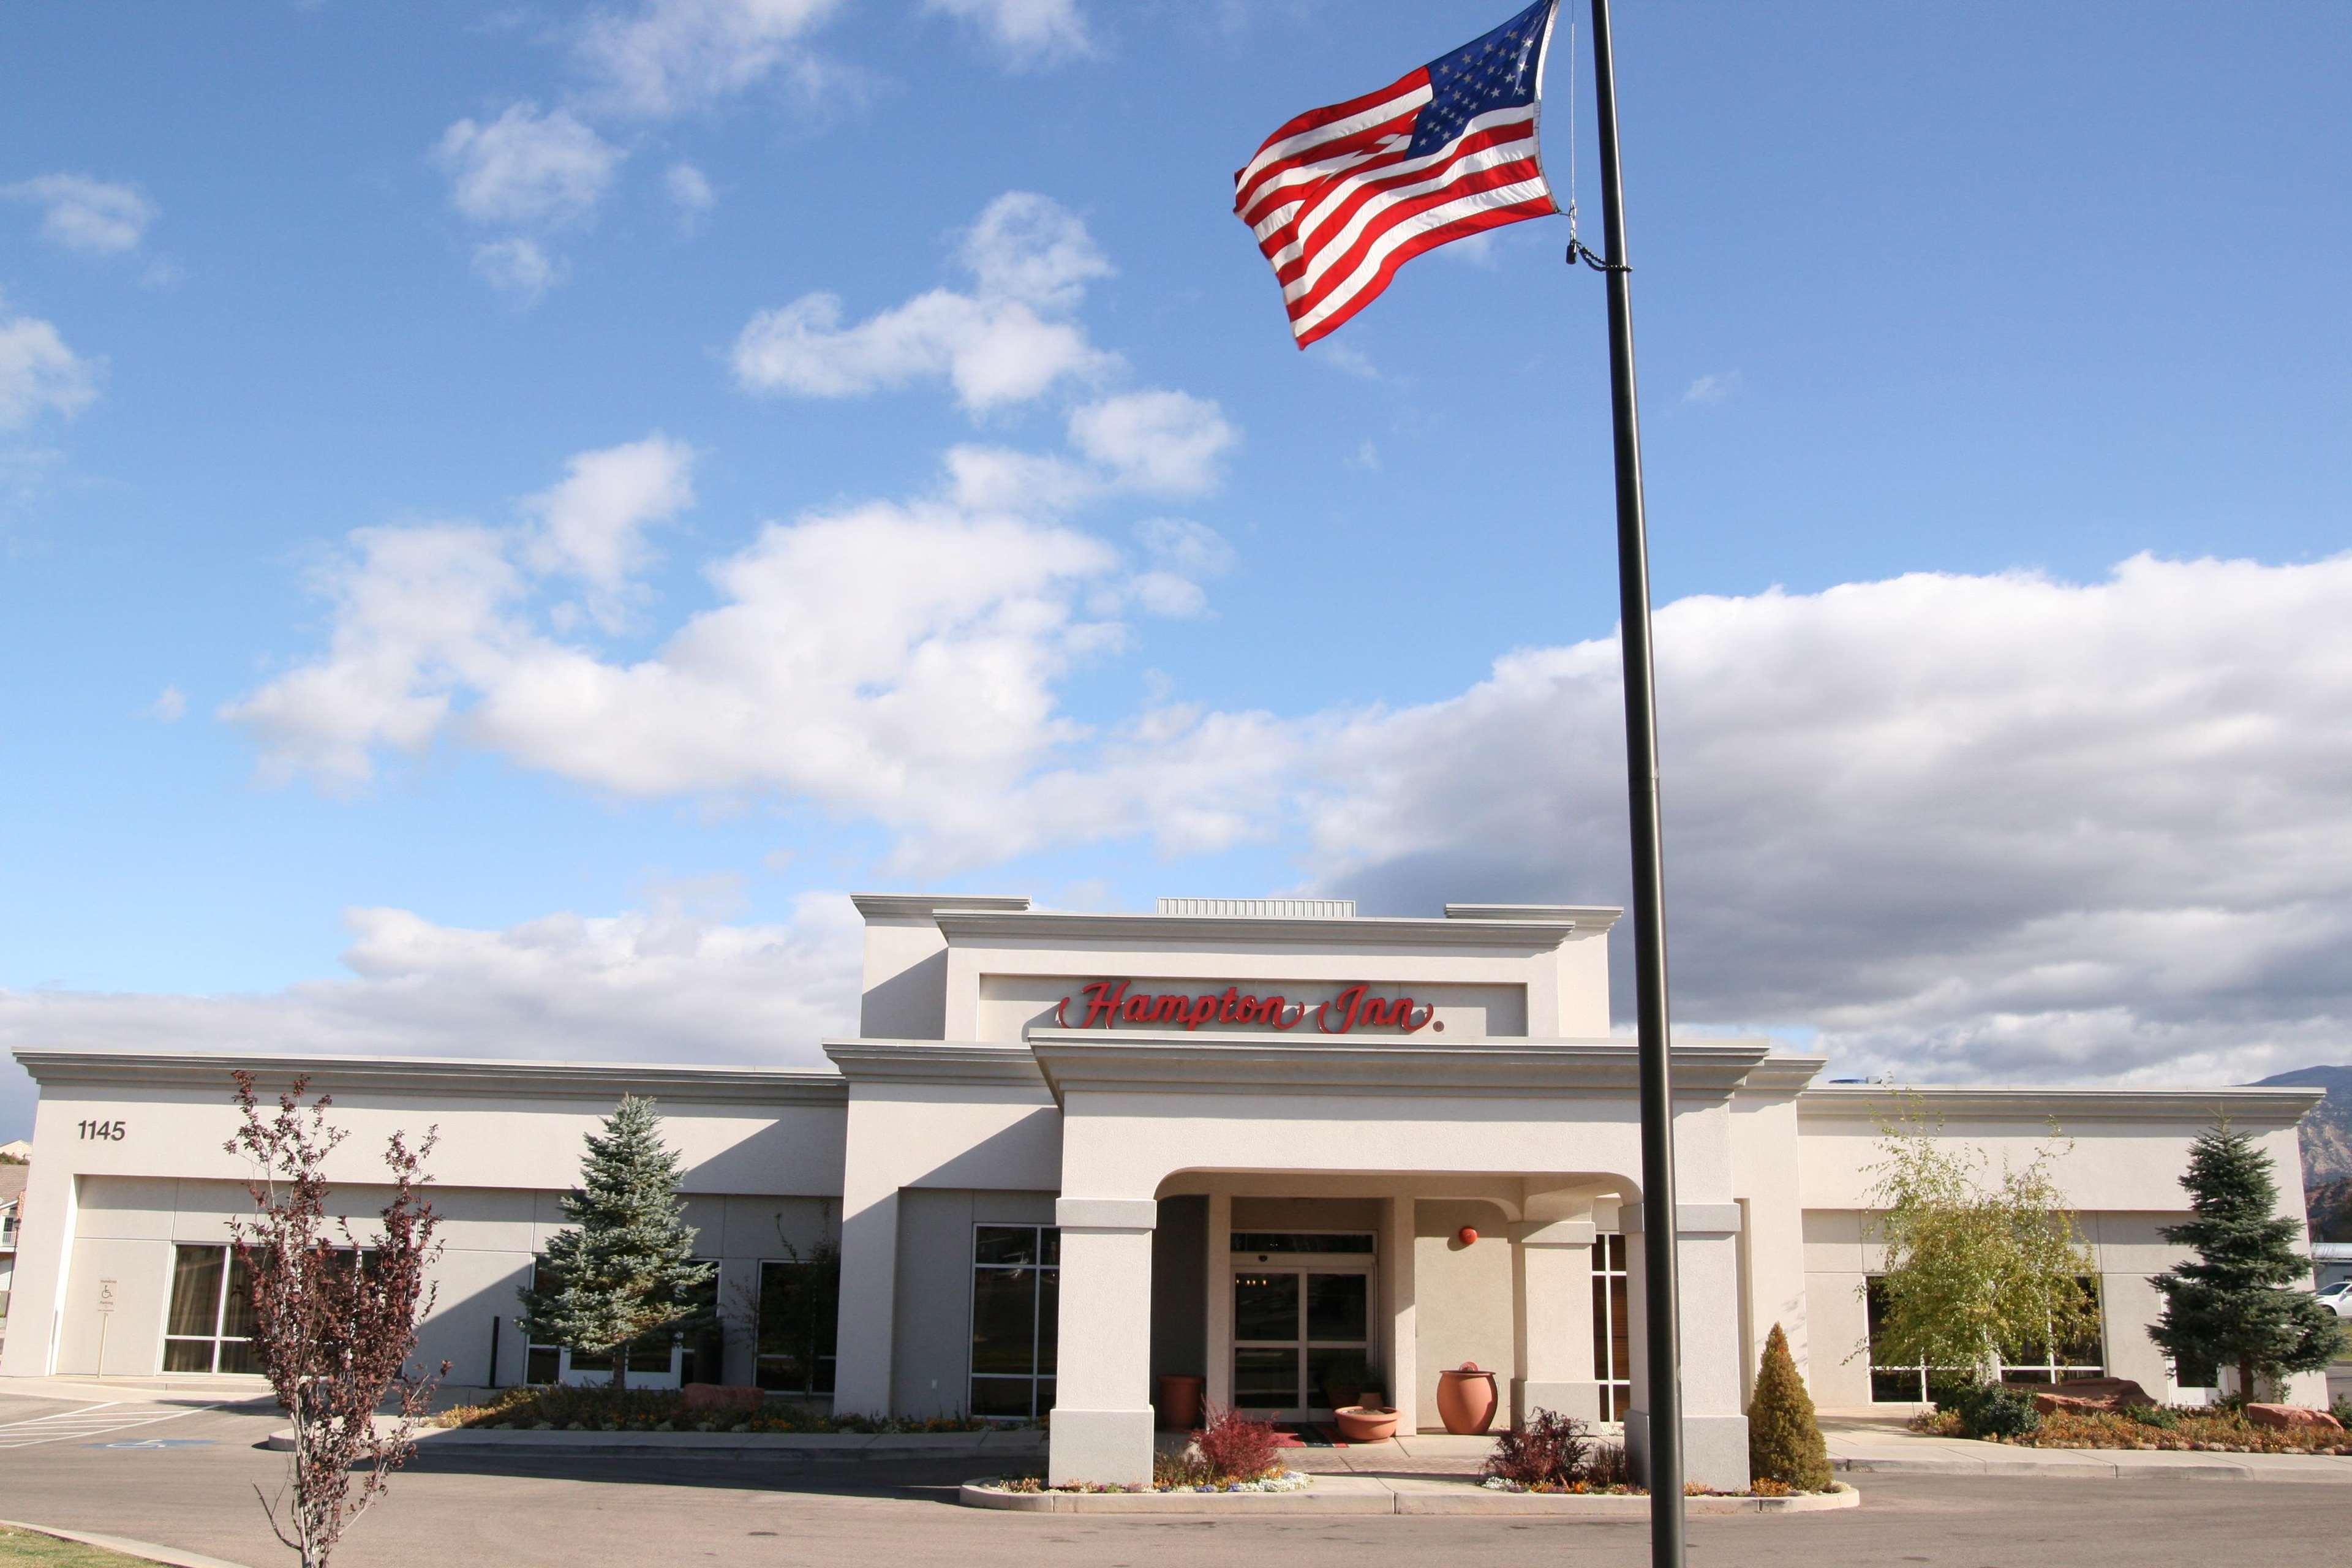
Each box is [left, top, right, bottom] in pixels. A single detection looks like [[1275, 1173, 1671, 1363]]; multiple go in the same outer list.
[[1335, 1404, 1400, 1442], [1156, 1374, 1205, 1430], [1435, 1363, 1499, 1435]]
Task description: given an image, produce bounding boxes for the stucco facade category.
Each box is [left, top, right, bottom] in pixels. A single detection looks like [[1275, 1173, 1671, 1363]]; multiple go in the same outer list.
[[2, 893, 2328, 1489]]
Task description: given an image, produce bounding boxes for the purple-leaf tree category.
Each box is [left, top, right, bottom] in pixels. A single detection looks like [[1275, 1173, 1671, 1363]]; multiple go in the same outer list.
[[227, 1072, 448, 1568]]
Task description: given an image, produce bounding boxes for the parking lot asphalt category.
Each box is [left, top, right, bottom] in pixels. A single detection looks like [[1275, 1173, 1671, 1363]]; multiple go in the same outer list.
[[0, 1394, 2345, 1568]]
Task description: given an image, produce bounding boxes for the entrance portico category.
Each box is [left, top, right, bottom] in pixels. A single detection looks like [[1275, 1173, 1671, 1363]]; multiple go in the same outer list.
[[1031, 1030, 1770, 1490]]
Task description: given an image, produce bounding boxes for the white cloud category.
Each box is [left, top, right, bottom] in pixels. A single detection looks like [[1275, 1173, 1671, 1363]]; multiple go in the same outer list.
[[1134, 516, 1234, 579], [471, 237, 567, 300], [1294, 553, 2352, 1088], [1352, 439, 1381, 471], [221, 522, 524, 788], [0, 893, 865, 1134], [2, 174, 156, 255], [1315, 341, 1381, 381], [731, 192, 1117, 415], [0, 300, 101, 429], [1683, 371, 1741, 405], [666, 160, 717, 226], [522, 432, 697, 597], [1068, 390, 1237, 496], [435, 103, 623, 228], [149, 686, 187, 723], [575, 0, 845, 117], [923, 0, 1096, 67]]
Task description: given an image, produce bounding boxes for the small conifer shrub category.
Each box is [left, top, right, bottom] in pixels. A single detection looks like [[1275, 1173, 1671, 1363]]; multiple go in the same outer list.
[[1747, 1322, 1833, 1491]]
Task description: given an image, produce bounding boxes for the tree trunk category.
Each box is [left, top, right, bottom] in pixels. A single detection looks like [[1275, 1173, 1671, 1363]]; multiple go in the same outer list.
[[2237, 1359, 2256, 1404], [613, 1350, 627, 1393]]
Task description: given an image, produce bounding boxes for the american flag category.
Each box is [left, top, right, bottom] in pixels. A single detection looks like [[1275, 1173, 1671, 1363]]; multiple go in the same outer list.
[[1235, 0, 1561, 349]]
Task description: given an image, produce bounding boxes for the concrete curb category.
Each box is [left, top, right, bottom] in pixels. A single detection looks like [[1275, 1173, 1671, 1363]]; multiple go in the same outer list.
[[266, 1425, 1043, 1457], [955, 1480, 1862, 1517], [1, 1518, 257, 1568], [1831, 1450, 2352, 1483]]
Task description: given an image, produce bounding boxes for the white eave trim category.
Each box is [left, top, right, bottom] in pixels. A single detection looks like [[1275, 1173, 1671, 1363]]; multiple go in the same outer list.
[[931, 910, 1582, 950], [1026, 1030, 1773, 1104], [851, 892, 1031, 921], [1796, 1083, 2326, 1126], [1445, 903, 1623, 932], [822, 1041, 1050, 1088], [10, 1048, 848, 1107]]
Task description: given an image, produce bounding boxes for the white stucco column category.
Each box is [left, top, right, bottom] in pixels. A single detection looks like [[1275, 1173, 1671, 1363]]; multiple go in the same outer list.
[[1623, 1202, 1749, 1491], [1049, 1197, 1158, 1487], [1204, 1192, 1234, 1414], [1381, 1194, 1419, 1429], [829, 1187, 899, 1415], [1510, 1218, 1600, 1424], [0, 1148, 74, 1378]]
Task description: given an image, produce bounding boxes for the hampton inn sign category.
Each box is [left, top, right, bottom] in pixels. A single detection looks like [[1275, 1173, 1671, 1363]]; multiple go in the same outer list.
[[1, 892, 2330, 1491], [1055, 978, 1448, 1035]]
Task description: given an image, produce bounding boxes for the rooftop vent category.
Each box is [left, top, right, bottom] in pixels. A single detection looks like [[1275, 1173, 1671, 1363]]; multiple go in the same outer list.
[[1156, 897, 1358, 919]]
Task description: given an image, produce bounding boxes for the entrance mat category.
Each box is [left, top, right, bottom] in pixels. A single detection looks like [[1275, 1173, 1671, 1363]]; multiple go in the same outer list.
[[1273, 1425, 1348, 1448]]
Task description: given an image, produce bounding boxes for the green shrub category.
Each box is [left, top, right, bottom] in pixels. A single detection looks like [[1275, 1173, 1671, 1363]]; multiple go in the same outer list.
[[1746, 1324, 1833, 1490], [1943, 1383, 2041, 1441], [2124, 1404, 2180, 1430], [2334, 1396, 2352, 1429]]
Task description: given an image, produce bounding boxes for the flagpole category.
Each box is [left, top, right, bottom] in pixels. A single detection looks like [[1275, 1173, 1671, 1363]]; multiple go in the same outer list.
[[1585, 1, 1687, 1563]]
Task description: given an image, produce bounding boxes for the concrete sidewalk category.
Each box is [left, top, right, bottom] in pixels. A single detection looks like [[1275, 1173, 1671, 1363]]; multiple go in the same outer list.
[[1822, 1418, 2352, 1482]]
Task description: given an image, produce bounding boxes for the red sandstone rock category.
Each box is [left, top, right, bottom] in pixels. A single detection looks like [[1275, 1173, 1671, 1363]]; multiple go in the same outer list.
[[682, 1383, 764, 1414], [2003, 1378, 2154, 1414], [2245, 1403, 2346, 1432]]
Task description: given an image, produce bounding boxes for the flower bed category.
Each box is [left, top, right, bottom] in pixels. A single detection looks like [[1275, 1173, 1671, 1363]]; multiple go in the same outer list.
[[431, 1387, 992, 1435], [984, 1469, 1311, 1496], [1909, 1406, 2352, 1455], [1480, 1478, 1851, 1498]]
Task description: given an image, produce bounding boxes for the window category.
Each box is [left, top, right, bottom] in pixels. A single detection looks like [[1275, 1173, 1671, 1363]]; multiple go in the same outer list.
[[1591, 1233, 1631, 1420], [757, 1254, 839, 1395], [164, 1243, 257, 1374], [1231, 1232, 1375, 1256], [1864, 1275, 2105, 1401], [970, 1224, 1057, 1421]]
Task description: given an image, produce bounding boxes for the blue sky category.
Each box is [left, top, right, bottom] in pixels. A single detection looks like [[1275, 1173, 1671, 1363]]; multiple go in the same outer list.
[[2, 1, 2348, 1136]]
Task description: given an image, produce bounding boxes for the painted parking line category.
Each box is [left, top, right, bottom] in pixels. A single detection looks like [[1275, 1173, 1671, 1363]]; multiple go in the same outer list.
[[0, 1401, 220, 1450]]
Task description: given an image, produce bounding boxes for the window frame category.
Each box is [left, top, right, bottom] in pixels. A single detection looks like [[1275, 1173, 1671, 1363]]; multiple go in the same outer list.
[[754, 1255, 839, 1397], [1591, 1232, 1632, 1421], [968, 1222, 1058, 1423], [161, 1242, 258, 1376], [1863, 1273, 2108, 1403]]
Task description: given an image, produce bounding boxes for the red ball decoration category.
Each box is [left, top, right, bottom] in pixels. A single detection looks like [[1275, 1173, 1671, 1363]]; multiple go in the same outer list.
[[1456, 1226, 1479, 1246]]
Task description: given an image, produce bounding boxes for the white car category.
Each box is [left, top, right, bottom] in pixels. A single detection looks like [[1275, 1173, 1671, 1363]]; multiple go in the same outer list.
[[2318, 1279, 2352, 1320]]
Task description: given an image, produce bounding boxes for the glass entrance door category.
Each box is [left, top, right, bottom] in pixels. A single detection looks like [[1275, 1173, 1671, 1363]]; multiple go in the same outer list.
[[1231, 1267, 1372, 1419]]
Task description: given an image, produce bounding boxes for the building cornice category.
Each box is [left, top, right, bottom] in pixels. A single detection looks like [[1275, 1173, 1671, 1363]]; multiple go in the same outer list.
[[850, 893, 1030, 921], [1796, 1083, 2326, 1128], [1025, 1031, 1773, 1104], [931, 909, 1582, 951], [1735, 1055, 1831, 1096], [821, 1041, 1050, 1088], [10, 1049, 847, 1107], [1444, 903, 1623, 932]]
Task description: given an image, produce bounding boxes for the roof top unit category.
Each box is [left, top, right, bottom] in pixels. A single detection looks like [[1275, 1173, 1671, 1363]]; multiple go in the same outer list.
[[1155, 897, 1359, 919]]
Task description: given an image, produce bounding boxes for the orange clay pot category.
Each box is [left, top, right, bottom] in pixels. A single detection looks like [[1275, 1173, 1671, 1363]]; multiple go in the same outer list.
[[1335, 1404, 1401, 1442], [1436, 1362, 1499, 1435]]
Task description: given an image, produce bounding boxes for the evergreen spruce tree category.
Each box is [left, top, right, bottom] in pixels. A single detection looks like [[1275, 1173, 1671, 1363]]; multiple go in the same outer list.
[[516, 1097, 715, 1391], [2149, 1121, 2344, 1403], [1747, 1323, 1833, 1491]]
